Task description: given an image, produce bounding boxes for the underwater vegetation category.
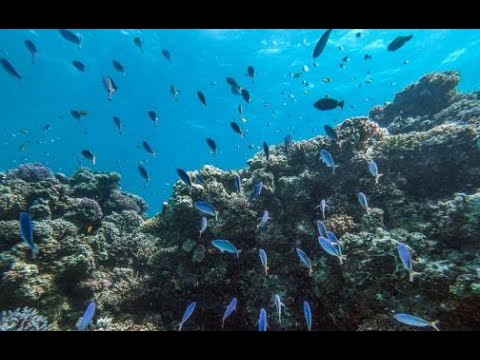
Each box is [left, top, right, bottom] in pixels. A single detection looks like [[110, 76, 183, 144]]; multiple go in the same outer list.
[[1, 71, 480, 331]]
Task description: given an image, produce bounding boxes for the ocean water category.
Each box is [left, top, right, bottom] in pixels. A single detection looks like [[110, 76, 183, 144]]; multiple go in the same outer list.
[[1, 29, 479, 215]]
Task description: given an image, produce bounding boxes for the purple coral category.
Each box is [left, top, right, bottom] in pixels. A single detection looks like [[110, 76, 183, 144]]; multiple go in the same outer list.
[[7, 163, 54, 182], [79, 197, 103, 221]]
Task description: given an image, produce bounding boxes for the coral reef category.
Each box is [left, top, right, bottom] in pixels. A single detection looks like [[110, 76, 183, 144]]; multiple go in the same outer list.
[[1, 71, 480, 330], [0, 307, 51, 331]]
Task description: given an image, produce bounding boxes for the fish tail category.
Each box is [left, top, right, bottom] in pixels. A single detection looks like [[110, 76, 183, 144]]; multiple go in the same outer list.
[[177, 322, 183, 331], [409, 271, 421, 282], [431, 320, 440, 331], [338, 255, 347, 265], [333, 165, 339, 175], [236, 250, 241, 260], [375, 174, 384, 184], [215, 211, 218, 222], [221, 319, 225, 329], [308, 268, 313, 277]]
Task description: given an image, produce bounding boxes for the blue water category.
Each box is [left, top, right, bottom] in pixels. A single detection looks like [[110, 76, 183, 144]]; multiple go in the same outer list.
[[1, 29, 479, 215]]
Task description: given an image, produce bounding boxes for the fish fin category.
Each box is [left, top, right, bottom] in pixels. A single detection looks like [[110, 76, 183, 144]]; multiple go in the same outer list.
[[375, 173, 384, 184], [431, 320, 440, 331]]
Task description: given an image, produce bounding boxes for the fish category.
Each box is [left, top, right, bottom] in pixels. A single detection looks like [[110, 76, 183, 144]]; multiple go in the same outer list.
[[241, 89, 251, 103], [226, 77, 239, 88], [290, 71, 302, 79], [257, 210, 271, 231], [316, 220, 328, 238], [249, 181, 263, 200], [364, 54, 372, 60], [323, 78, 332, 83], [318, 236, 345, 264], [356, 32, 362, 38], [314, 98, 344, 111], [326, 231, 339, 244], [231, 85, 242, 96], [206, 138, 217, 155], [274, 295, 285, 324], [0, 58, 22, 79], [134, 37, 143, 53], [320, 149, 339, 174], [315, 199, 328, 219], [368, 161, 383, 184], [404, 60, 409, 65], [72, 60, 85, 72], [393, 313, 440, 331], [397, 242, 421, 282], [170, 84, 180, 101], [142, 141, 156, 157], [222, 297, 238, 328], [263, 142, 270, 160], [230, 122, 244, 138], [148, 111, 158, 126], [70, 110, 88, 120], [296, 248, 313, 276], [313, 29, 333, 58], [302, 64, 310, 72], [358, 192, 369, 212], [197, 91, 208, 106], [103, 76, 118, 102], [112, 60, 126, 75], [199, 217, 208, 240], [113, 116, 122, 134], [211, 239, 241, 259], [194, 201, 218, 220], [161, 49, 171, 61], [138, 164, 150, 183], [284, 135, 293, 153], [176, 168, 192, 190], [258, 308, 268, 331], [234, 174, 242, 193], [238, 104, 243, 115], [259, 249, 269, 275], [304, 301, 312, 331], [19, 212, 38, 259], [81, 150, 96, 165], [195, 173, 206, 186], [388, 35, 413, 51], [339, 63, 346, 69], [59, 29, 82, 47], [324, 125, 338, 142], [43, 124, 51, 132], [177, 302, 196, 331], [24, 40, 38, 64], [247, 66, 255, 79], [76, 301, 96, 331]]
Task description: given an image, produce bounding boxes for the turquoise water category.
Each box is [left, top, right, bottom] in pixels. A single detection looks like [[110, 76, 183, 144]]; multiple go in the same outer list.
[[1, 29, 479, 215]]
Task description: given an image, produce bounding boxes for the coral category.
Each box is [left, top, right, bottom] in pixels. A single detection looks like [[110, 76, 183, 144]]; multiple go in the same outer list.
[[6, 163, 54, 182], [0, 307, 51, 331]]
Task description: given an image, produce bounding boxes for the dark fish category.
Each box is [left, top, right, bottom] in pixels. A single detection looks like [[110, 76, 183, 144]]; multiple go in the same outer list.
[[138, 164, 150, 183], [388, 35, 413, 51], [148, 111, 158, 126], [356, 32, 362, 38], [134, 37, 143, 53], [161, 49, 171, 61], [103, 76, 118, 102], [364, 54, 372, 60], [230, 122, 244, 138], [197, 91, 208, 106], [72, 60, 85, 72], [81, 150, 96, 165], [206, 138, 217, 155], [176, 168, 192, 190], [59, 29, 81, 47], [238, 104, 243, 115], [24, 40, 38, 64], [314, 98, 344, 111], [324, 125, 338, 141], [339, 63, 346, 69], [263, 142, 269, 160], [284, 135, 293, 152], [313, 29, 333, 59], [19, 212, 38, 259], [43, 124, 51, 132], [195, 173, 205, 186], [113, 116, 122, 134], [226, 77, 239, 87], [142, 141, 156, 156], [247, 66, 255, 79], [241, 88, 251, 103], [170, 84, 180, 101], [112, 60, 126, 74], [71, 110, 88, 120], [342, 55, 349, 62], [0, 58, 22, 79], [231, 85, 242, 96]]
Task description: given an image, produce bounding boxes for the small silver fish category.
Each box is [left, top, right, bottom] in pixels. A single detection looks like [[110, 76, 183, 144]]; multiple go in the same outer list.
[[199, 217, 208, 240], [368, 160, 383, 184], [274, 295, 286, 325], [259, 249, 269, 275], [256, 210, 272, 231], [315, 199, 328, 219]]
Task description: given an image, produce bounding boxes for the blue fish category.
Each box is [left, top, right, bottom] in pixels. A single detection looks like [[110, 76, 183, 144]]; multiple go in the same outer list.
[[318, 236, 346, 264], [77, 301, 96, 331], [178, 302, 196, 331], [259, 249, 269, 275], [397, 242, 420, 282], [368, 161, 383, 184], [315, 199, 328, 219], [320, 149, 339, 174], [234, 174, 242, 193], [249, 181, 263, 200], [19, 212, 38, 259], [256, 210, 271, 231], [393, 313, 440, 331], [59, 29, 82, 48], [303, 301, 312, 331], [316, 220, 328, 238], [358, 192, 369, 212], [284, 135, 293, 153], [222, 297, 238, 328], [263, 142, 270, 160], [176, 169, 192, 191], [326, 231, 339, 244], [258, 308, 268, 331], [211, 240, 241, 259], [195, 173, 206, 186], [296, 248, 313, 276], [274, 295, 286, 324], [194, 201, 218, 220], [199, 217, 208, 240], [324, 125, 338, 142]]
